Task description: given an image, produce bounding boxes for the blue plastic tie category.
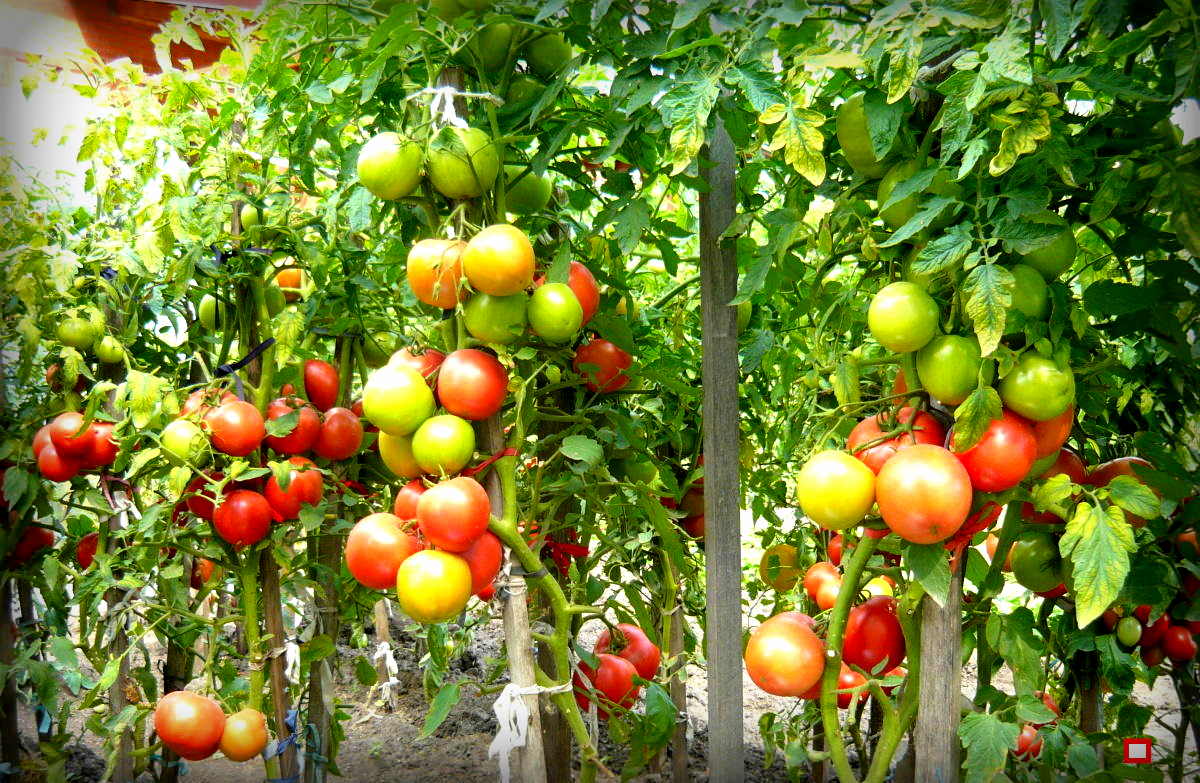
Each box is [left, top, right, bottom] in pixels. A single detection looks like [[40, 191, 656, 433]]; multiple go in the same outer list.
[[34, 703, 51, 733]]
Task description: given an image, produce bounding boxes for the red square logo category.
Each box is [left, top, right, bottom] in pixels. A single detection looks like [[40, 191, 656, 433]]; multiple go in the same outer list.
[[1123, 738, 1152, 764]]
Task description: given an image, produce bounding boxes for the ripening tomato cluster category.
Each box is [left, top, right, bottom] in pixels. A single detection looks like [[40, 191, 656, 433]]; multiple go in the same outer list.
[[573, 623, 661, 719], [1103, 587, 1200, 668], [345, 476, 503, 624], [153, 691, 267, 763], [33, 411, 120, 482]]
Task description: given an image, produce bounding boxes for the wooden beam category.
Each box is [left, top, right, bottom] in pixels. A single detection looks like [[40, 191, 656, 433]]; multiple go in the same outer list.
[[913, 559, 965, 783], [698, 112, 744, 783]]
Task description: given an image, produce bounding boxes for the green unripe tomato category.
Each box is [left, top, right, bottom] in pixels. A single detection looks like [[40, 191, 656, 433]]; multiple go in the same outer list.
[[999, 353, 1075, 422], [264, 283, 286, 317], [836, 93, 890, 179], [1116, 616, 1143, 647], [504, 165, 553, 215], [57, 317, 96, 350], [94, 335, 125, 364], [425, 126, 499, 200], [736, 301, 752, 333], [428, 0, 464, 22], [357, 132, 425, 201], [615, 455, 659, 485], [362, 332, 398, 368], [468, 23, 511, 72], [411, 414, 476, 476], [362, 364, 437, 436], [915, 334, 981, 405], [1010, 531, 1064, 593], [1018, 214, 1077, 280], [464, 292, 528, 345], [161, 419, 209, 467], [795, 450, 876, 531], [527, 283, 583, 343], [198, 295, 221, 331], [868, 281, 939, 354], [1004, 263, 1050, 336], [877, 160, 921, 229], [506, 75, 544, 105], [523, 32, 572, 79]]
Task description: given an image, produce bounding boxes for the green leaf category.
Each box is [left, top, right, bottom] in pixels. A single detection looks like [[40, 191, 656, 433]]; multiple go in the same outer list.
[[657, 69, 721, 174], [985, 608, 1043, 693], [832, 360, 860, 407], [1083, 71, 1166, 102], [989, 103, 1051, 176], [672, 0, 713, 29], [300, 634, 335, 665], [3, 468, 29, 508], [560, 435, 603, 466], [959, 712, 1019, 783], [885, 21, 922, 103], [1096, 632, 1137, 695], [1039, 0, 1078, 60], [124, 370, 166, 428], [614, 199, 650, 255], [912, 223, 973, 276], [730, 65, 785, 114], [981, 27, 1033, 85], [1032, 472, 1074, 516], [878, 196, 953, 247], [418, 681, 461, 739], [952, 386, 1003, 451], [354, 655, 378, 687], [928, 0, 1007, 29], [96, 657, 122, 692], [1016, 694, 1057, 725], [957, 138, 989, 179], [305, 81, 333, 104], [863, 91, 905, 160], [878, 168, 938, 214], [1083, 280, 1161, 317], [273, 309, 305, 367], [1169, 167, 1200, 257], [49, 251, 81, 293], [641, 683, 676, 747], [1106, 476, 1160, 518], [993, 214, 1065, 253], [904, 543, 952, 607], [1060, 503, 1136, 628], [962, 263, 1013, 356]]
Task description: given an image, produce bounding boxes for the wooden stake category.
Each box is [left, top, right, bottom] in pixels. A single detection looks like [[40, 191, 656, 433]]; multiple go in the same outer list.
[[304, 529, 342, 783], [913, 560, 965, 783], [0, 580, 19, 769], [1077, 651, 1104, 769], [698, 113, 744, 783], [669, 605, 688, 783], [261, 552, 298, 781], [373, 599, 397, 712]]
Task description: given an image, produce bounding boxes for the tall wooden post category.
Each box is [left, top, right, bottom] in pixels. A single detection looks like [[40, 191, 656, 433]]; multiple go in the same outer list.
[[1077, 652, 1104, 769], [913, 559, 965, 783], [0, 359, 19, 771], [698, 113, 744, 783]]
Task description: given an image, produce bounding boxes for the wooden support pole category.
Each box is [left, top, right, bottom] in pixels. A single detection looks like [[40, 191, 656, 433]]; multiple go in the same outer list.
[[1077, 651, 1104, 770], [913, 560, 965, 783], [304, 528, 342, 783], [698, 113, 744, 783], [669, 605, 688, 783], [0, 580, 19, 770], [373, 599, 397, 711], [261, 553, 299, 781]]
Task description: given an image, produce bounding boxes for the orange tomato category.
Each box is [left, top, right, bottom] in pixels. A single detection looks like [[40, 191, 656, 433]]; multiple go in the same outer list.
[[463, 224, 535, 296], [408, 239, 467, 309]]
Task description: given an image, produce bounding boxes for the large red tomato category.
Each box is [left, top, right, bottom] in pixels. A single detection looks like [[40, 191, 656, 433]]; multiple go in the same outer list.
[[154, 691, 226, 761], [846, 407, 946, 474], [184, 472, 224, 521], [407, 238, 467, 309], [1031, 405, 1074, 459], [804, 561, 840, 600], [38, 443, 81, 482], [32, 423, 52, 459], [49, 411, 94, 457], [179, 389, 238, 419], [204, 401, 266, 457], [836, 663, 868, 709], [264, 456, 324, 520], [82, 421, 119, 468], [76, 531, 99, 570], [594, 623, 661, 680], [304, 359, 340, 411], [416, 476, 491, 552], [312, 407, 363, 461], [574, 653, 640, 719], [265, 397, 321, 455], [573, 339, 632, 393], [219, 708, 268, 762], [212, 490, 272, 548], [843, 596, 906, 674], [437, 349, 508, 421], [953, 409, 1037, 492], [1085, 457, 1157, 527], [393, 479, 427, 520], [389, 347, 445, 387], [744, 611, 825, 697], [345, 512, 423, 590], [1014, 724, 1042, 759], [459, 530, 504, 594], [11, 527, 55, 566], [876, 444, 972, 544]]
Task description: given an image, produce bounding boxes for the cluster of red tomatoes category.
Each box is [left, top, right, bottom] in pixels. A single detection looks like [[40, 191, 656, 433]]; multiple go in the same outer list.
[[1102, 564, 1200, 668], [153, 691, 267, 763], [573, 623, 661, 718], [33, 411, 120, 482]]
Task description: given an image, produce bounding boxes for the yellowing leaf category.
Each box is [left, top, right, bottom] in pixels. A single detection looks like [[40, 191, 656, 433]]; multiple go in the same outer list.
[[962, 263, 1013, 356], [1061, 503, 1136, 628]]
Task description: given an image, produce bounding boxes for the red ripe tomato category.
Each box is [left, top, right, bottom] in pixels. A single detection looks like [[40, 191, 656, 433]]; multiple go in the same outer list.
[[476, 583, 496, 601], [11, 526, 55, 566], [76, 531, 99, 569], [205, 401, 266, 457], [304, 359, 340, 412], [437, 349, 508, 421], [1165, 626, 1200, 660], [345, 513, 423, 590], [846, 407, 946, 474], [828, 533, 844, 566], [190, 558, 218, 590], [1013, 724, 1042, 759], [460, 531, 504, 594], [154, 691, 226, 761], [393, 479, 427, 520], [1031, 405, 1074, 459], [815, 578, 842, 611], [417, 476, 491, 552], [390, 347, 445, 387], [219, 708, 268, 762], [594, 623, 661, 680], [264, 456, 324, 520], [1141, 643, 1166, 667], [804, 561, 840, 599], [836, 663, 868, 709], [843, 596, 906, 674], [1033, 691, 1060, 727], [1039, 447, 1087, 484], [573, 339, 632, 393], [876, 445, 972, 544], [536, 261, 600, 325], [49, 411, 94, 457], [213, 490, 272, 548], [1086, 457, 1157, 527], [183, 472, 224, 521], [82, 421, 119, 468], [574, 652, 640, 719], [312, 407, 363, 461], [179, 389, 237, 419], [1139, 612, 1169, 648], [38, 443, 81, 482], [953, 410, 1037, 492], [407, 238, 467, 309], [265, 397, 321, 455], [985, 533, 1013, 571], [33, 423, 53, 459], [744, 611, 825, 697]]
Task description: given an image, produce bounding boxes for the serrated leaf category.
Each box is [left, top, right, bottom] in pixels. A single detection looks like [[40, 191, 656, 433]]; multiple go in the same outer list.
[[1016, 695, 1058, 725], [1033, 472, 1074, 514], [265, 409, 298, 438], [124, 371, 166, 428], [1169, 167, 1200, 256], [989, 104, 1052, 176], [766, 106, 826, 186], [1060, 503, 1136, 628], [657, 69, 721, 174], [1096, 633, 1137, 695], [985, 608, 1043, 693], [960, 712, 1019, 783], [730, 65, 786, 114], [641, 683, 676, 746], [3, 468, 29, 508], [993, 214, 1064, 253], [886, 21, 922, 103], [952, 386, 1003, 451], [863, 91, 905, 160], [354, 655, 378, 687], [560, 436, 603, 466], [672, 0, 712, 29], [96, 657, 122, 692], [1039, 0, 1078, 60], [912, 223, 973, 275], [418, 681, 461, 739], [981, 28, 1033, 85], [878, 168, 938, 214], [49, 251, 81, 293], [273, 309, 305, 366], [905, 543, 951, 606], [300, 634, 335, 665], [1106, 476, 1160, 518], [957, 138, 989, 179], [168, 466, 191, 499], [879, 196, 953, 247], [1082, 280, 1160, 317], [613, 199, 650, 256], [962, 263, 1013, 356], [832, 361, 860, 407]]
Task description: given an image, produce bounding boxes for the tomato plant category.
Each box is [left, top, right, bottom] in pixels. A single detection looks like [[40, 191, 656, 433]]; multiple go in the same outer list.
[[744, 612, 825, 697]]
